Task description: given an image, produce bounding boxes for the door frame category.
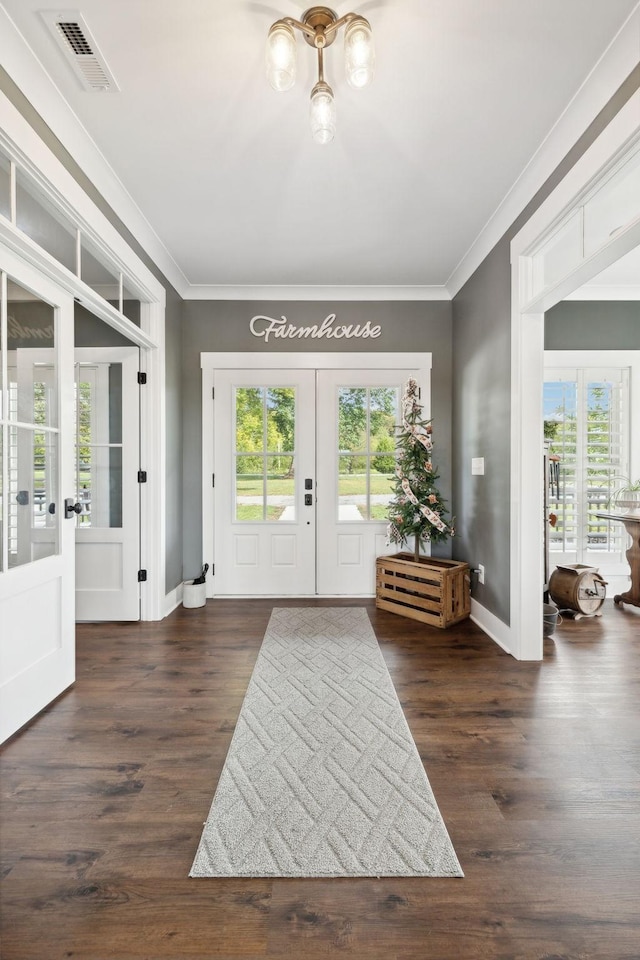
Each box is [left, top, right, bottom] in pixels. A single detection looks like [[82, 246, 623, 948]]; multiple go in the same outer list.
[[509, 89, 640, 660], [0, 90, 167, 620], [74, 346, 141, 621], [201, 352, 431, 598]]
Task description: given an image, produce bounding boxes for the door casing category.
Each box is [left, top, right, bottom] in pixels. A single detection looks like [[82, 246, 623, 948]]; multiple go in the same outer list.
[[202, 352, 431, 597]]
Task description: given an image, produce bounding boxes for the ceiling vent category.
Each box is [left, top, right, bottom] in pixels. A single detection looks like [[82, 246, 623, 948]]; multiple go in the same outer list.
[[41, 11, 119, 92]]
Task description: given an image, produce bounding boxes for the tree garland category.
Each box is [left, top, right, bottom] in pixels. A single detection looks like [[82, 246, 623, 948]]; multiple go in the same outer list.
[[386, 378, 453, 560]]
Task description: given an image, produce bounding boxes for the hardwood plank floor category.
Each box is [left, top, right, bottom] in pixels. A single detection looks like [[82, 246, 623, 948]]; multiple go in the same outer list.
[[1, 598, 639, 959]]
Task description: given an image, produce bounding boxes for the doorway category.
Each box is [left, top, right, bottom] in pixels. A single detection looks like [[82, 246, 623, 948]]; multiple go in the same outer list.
[[202, 354, 430, 596]]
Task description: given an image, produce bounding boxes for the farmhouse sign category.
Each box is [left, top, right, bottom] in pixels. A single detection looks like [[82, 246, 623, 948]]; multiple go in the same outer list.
[[249, 313, 382, 344]]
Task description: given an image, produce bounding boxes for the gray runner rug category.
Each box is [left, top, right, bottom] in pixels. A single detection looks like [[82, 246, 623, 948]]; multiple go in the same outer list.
[[190, 607, 463, 878]]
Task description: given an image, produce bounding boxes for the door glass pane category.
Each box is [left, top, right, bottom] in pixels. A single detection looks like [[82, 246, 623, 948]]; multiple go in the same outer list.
[[8, 425, 58, 567], [266, 388, 295, 452], [338, 388, 367, 451], [75, 363, 124, 528], [16, 170, 77, 272], [266, 456, 294, 520], [80, 235, 119, 303], [0, 150, 10, 221], [336, 386, 399, 521], [235, 455, 263, 521], [236, 387, 264, 452], [234, 386, 297, 522], [7, 281, 57, 426]]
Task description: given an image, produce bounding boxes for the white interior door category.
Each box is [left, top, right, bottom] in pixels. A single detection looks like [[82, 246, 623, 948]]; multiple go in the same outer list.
[[213, 369, 316, 595], [0, 255, 75, 744], [73, 348, 140, 621], [211, 362, 424, 596]]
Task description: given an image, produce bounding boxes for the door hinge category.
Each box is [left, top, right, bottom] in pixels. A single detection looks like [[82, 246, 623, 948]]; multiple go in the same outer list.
[[138, 470, 147, 483], [212, 473, 215, 487], [138, 569, 147, 582], [211, 564, 214, 576], [137, 371, 147, 385], [212, 387, 215, 399]]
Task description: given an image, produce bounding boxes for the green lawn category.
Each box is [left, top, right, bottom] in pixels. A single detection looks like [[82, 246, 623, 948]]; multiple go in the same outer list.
[[236, 473, 394, 497]]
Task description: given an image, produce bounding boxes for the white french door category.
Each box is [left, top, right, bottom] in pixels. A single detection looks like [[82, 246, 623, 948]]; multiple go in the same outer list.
[[207, 357, 426, 596], [0, 252, 75, 743], [213, 369, 316, 595], [73, 348, 140, 620]]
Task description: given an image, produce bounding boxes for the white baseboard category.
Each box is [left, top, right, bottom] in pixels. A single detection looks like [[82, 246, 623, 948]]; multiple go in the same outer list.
[[164, 583, 183, 618], [470, 598, 513, 656]]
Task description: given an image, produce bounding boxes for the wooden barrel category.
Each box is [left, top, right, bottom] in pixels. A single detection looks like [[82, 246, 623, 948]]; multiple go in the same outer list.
[[548, 564, 607, 616]]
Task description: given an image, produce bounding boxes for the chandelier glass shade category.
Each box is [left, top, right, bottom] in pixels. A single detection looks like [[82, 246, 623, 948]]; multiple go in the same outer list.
[[265, 6, 374, 144]]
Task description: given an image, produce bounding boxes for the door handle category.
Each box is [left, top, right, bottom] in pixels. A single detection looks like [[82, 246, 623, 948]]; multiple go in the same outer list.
[[64, 498, 83, 518], [16, 490, 30, 506], [304, 493, 313, 506]]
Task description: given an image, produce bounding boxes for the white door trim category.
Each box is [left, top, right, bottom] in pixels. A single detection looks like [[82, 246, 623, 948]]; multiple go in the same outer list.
[[508, 89, 640, 660], [201, 353, 432, 598], [0, 95, 167, 620]]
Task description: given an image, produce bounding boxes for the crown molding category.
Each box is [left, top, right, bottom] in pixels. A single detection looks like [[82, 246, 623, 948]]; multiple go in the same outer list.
[[183, 284, 452, 301], [447, 3, 640, 299]]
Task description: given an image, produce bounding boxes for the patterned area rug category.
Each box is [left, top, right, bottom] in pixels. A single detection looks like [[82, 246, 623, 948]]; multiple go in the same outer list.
[[190, 607, 463, 878]]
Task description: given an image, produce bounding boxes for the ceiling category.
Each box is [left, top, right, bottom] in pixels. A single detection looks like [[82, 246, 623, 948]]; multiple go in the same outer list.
[[1, 0, 639, 295]]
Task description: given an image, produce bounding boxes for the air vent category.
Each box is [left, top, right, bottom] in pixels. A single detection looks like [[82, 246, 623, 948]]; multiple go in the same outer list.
[[41, 11, 119, 92]]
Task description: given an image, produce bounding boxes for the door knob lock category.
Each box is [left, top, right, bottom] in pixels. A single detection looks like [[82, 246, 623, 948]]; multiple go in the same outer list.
[[64, 498, 83, 518]]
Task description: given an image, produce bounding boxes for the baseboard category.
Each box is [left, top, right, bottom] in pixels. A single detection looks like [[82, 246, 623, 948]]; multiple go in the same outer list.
[[164, 583, 183, 618], [470, 598, 512, 656]]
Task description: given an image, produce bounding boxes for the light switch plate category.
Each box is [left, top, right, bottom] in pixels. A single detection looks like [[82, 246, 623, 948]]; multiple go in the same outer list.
[[472, 457, 485, 475]]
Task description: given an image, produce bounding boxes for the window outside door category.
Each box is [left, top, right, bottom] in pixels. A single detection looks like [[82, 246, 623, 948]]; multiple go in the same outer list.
[[544, 365, 630, 571]]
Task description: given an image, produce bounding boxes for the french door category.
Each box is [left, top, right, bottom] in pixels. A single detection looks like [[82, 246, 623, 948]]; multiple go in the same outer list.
[[0, 252, 75, 743], [210, 361, 424, 596], [73, 348, 140, 620]]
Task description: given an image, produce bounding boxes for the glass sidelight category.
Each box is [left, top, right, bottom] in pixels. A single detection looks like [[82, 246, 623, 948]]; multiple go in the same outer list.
[[74, 363, 124, 528], [3, 280, 60, 569], [234, 386, 296, 521], [337, 385, 399, 521]]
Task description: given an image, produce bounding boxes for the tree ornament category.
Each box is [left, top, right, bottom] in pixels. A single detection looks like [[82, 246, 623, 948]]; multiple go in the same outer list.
[[386, 378, 454, 561]]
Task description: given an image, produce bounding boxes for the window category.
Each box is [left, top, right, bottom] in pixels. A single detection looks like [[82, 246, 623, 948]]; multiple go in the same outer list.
[[544, 366, 629, 566]]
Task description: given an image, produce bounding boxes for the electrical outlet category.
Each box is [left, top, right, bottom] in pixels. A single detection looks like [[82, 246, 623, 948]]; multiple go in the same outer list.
[[478, 564, 485, 585]]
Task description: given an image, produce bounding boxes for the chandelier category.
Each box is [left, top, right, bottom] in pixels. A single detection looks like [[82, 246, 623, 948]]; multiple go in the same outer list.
[[265, 6, 375, 145]]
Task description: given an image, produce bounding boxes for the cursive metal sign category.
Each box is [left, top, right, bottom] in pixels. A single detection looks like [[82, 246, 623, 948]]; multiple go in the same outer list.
[[250, 313, 382, 344]]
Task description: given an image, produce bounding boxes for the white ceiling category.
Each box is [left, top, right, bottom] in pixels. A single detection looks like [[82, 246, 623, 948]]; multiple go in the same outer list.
[[1, 0, 639, 294]]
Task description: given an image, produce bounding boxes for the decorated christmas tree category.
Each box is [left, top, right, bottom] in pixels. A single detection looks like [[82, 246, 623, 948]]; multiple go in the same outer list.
[[386, 378, 453, 562]]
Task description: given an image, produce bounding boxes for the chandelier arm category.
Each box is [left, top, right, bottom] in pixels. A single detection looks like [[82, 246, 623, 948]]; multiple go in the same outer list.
[[281, 16, 317, 42], [323, 11, 359, 37]]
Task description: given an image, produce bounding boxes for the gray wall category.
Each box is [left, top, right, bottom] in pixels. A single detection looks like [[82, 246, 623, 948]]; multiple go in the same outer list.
[[181, 300, 453, 579], [545, 300, 640, 349], [452, 65, 640, 626]]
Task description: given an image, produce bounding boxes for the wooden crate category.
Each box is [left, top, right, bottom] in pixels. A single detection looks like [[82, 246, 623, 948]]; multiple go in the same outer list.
[[376, 553, 470, 628]]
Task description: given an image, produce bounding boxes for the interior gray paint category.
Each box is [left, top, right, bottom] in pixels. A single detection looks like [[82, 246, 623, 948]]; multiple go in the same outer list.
[[452, 65, 640, 627], [545, 301, 640, 349], [181, 300, 453, 581]]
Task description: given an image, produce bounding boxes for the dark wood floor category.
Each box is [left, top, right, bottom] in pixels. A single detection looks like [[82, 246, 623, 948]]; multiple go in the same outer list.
[[1, 598, 639, 960]]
